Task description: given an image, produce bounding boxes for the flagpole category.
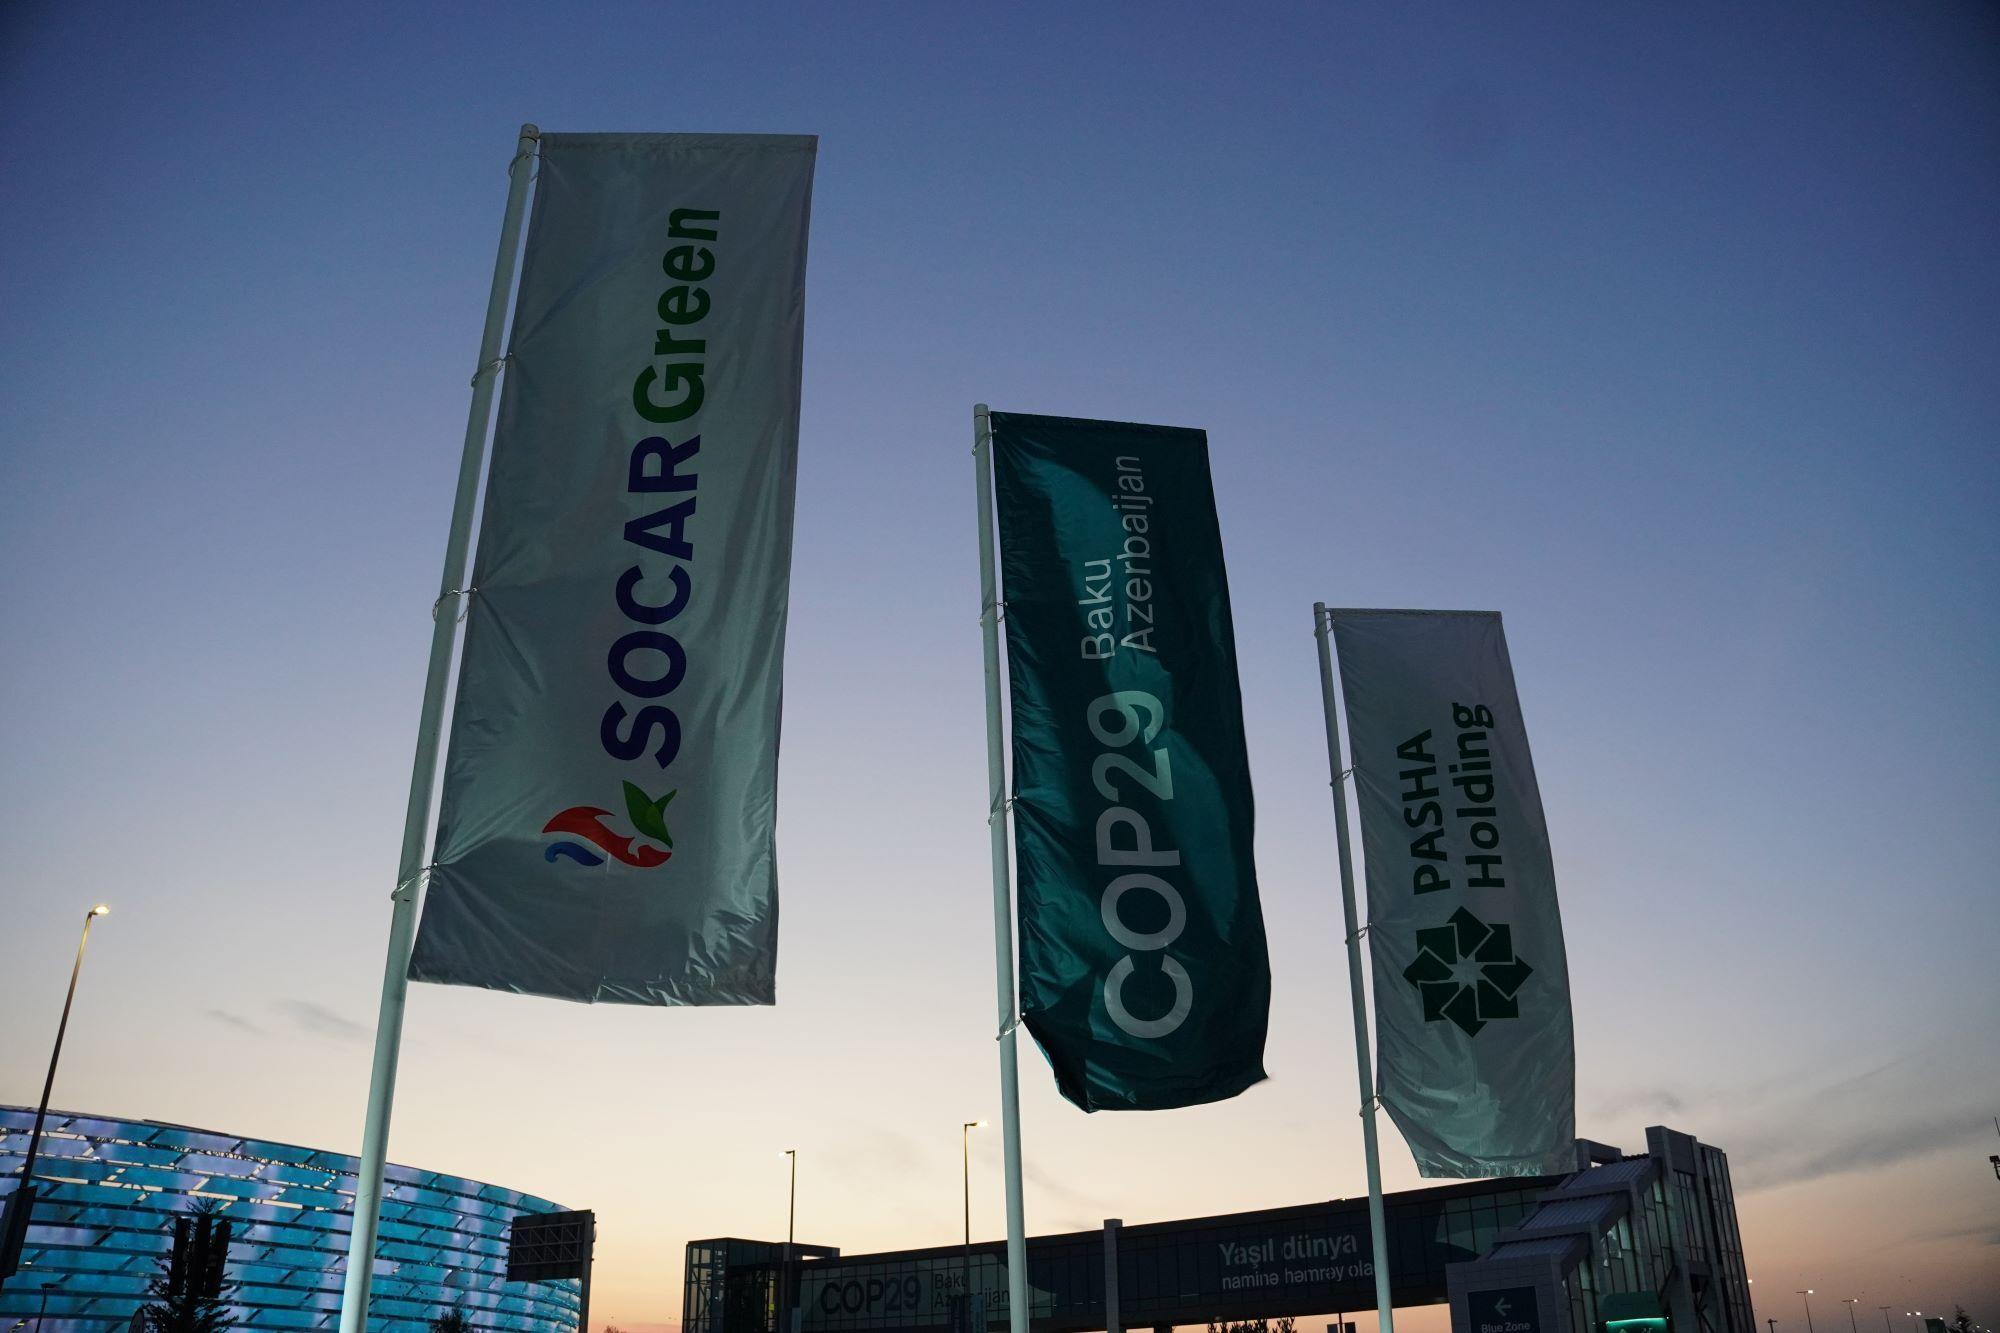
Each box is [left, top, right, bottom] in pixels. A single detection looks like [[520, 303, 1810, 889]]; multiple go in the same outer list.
[[1312, 603, 1395, 1333], [335, 122, 541, 1333], [973, 404, 1030, 1333]]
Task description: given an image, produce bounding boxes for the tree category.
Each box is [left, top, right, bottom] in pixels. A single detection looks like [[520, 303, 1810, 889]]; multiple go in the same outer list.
[[142, 1199, 234, 1333], [429, 1310, 474, 1333], [1946, 1308, 1973, 1333]]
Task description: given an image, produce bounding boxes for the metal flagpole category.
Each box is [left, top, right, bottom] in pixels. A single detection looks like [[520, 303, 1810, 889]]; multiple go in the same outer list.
[[335, 122, 541, 1333], [1313, 603, 1395, 1333], [973, 404, 1030, 1333]]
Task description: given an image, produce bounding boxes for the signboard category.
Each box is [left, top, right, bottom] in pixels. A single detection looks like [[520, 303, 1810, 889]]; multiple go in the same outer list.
[[0, 1183, 35, 1282], [1468, 1287, 1540, 1333], [801, 1255, 1045, 1331], [507, 1209, 596, 1283]]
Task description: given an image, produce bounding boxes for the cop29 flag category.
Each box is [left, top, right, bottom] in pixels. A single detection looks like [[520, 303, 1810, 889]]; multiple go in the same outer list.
[[1327, 610, 1574, 1176], [992, 412, 1271, 1110], [407, 133, 816, 1005]]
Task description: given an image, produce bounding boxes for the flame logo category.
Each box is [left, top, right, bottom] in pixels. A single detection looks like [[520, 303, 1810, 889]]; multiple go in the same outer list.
[[543, 783, 676, 869]]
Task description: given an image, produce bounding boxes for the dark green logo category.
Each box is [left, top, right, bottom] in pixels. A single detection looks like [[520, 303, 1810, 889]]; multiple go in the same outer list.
[[1402, 907, 1533, 1037]]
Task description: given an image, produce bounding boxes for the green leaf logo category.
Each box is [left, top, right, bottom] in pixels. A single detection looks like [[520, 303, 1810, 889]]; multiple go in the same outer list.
[[622, 781, 677, 849]]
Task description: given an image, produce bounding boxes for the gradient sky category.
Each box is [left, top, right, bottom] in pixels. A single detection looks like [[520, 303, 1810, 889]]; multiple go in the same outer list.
[[3, 4, 1996, 1332]]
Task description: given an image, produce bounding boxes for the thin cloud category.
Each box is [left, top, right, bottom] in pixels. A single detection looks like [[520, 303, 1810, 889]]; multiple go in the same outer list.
[[1590, 1087, 1686, 1120], [1729, 1103, 1993, 1190], [279, 1000, 369, 1042], [1023, 1161, 1105, 1212], [205, 1009, 264, 1035]]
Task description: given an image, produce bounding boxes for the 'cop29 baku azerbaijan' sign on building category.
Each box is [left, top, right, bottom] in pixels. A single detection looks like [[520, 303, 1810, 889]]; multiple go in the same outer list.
[[409, 134, 817, 1006], [989, 412, 1271, 1111]]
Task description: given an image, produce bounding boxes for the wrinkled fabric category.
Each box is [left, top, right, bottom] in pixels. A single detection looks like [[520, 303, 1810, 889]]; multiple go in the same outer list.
[[409, 133, 815, 1005], [1330, 610, 1575, 1174], [993, 412, 1270, 1110]]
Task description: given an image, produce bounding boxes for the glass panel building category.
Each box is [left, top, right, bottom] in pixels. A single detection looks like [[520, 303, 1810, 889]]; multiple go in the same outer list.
[[687, 1127, 1752, 1333], [0, 1107, 580, 1333]]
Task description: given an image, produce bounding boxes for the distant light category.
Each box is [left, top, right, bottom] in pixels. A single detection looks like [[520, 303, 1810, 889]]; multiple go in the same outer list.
[[90, 905, 110, 916]]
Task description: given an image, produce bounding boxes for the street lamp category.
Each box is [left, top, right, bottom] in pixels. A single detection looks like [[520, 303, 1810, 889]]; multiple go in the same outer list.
[[1799, 1292, 1816, 1333], [962, 1122, 985, 1322], [1880, 1307, 1894, 1333], [781, 1149, 797, 1333], [962, 1123, 985, 1250], [1844, 1300, 1860, 1333], [19, 907, 112, 1186]]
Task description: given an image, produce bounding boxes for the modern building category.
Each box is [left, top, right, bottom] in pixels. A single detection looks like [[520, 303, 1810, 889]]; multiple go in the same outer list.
[[684, 1126, 1751, 1333], [0, 1106, 580, 1333]]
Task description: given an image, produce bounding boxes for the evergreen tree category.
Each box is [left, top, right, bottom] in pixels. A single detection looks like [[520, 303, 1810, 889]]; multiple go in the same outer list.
[[141, 1199, 235, 1333], [429, 1309, 474, 1333]]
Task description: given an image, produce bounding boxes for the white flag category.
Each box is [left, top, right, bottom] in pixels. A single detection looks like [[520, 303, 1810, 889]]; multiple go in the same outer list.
[[409, 133, 816, 1005], [1328, 610, 1574, 1176]]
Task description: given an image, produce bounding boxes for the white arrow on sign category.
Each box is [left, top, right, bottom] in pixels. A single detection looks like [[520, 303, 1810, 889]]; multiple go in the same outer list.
[[1495, 1300, 1512, 1318]]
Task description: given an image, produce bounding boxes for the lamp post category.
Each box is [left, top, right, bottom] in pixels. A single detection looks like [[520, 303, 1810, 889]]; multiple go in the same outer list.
[[34, 1282, 53, 1333], [962, 1122, 984, 1327], [1880, 1308, 1894, 1333], [1798, 1292, 1816, 1333], [19, 906, 112, 1186], [1844, 1300, 1860, 1333], [782, 1149, 797, 1333]]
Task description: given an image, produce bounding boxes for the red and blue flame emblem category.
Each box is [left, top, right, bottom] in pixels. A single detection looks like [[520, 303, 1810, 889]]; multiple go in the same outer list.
[[544, 782, 676, 868]]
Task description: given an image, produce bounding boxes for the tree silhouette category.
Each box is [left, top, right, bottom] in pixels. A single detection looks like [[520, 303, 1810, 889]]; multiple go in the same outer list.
[[141, 1199, 234, 1333], [429, 1310, 474, 1333]]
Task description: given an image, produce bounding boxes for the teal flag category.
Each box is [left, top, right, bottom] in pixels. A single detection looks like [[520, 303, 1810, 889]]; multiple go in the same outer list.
[[991, 411, 1270, 1111]]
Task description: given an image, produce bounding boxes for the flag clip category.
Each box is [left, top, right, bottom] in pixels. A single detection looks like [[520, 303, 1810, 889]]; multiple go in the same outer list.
[[980, 599, 1008, 626], [432, 587, 478, 622], [1328, 765, 1356, 787], [391, 867, 433, 904], [470, 353, 514, 387], [997, 1014, 1021, 1041], [986, 795, 1015, 827]]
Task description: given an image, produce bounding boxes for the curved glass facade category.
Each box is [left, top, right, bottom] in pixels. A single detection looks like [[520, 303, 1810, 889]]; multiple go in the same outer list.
[[0, 1107, 579, 1333]]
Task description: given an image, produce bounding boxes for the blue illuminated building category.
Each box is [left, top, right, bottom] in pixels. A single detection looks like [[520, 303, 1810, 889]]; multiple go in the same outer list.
[[0, 1107, 579, 1333]]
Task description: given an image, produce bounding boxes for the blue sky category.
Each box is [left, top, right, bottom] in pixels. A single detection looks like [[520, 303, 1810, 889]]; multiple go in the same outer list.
[[3, 3, 1996, 1328]]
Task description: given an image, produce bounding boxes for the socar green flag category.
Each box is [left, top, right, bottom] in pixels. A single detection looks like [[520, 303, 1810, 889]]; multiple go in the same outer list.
[[409, 133, 816, 1005]]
